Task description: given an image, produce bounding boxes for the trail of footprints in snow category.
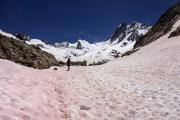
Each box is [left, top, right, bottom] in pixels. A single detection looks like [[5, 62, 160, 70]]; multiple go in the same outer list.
[[62, 68, 180, 120]]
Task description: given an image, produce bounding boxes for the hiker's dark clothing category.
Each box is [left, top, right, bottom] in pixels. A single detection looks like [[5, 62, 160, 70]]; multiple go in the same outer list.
[[67, 58, 71, 66], [67, 58, 71, 71]]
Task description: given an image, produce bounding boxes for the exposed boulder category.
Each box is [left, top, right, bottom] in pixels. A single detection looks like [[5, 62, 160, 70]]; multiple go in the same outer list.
[[134, 2, 180, 48], [169, 26, 180, 38], [0, 34, 59, 69], [53, 67, 58, 70]]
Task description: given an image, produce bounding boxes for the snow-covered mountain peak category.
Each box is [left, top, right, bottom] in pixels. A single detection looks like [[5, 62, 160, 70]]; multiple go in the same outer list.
[[0, 21, 151, 65], [23, 21, 151, 65], [76, 39, 91, 49], [110, 22, 151, 44]]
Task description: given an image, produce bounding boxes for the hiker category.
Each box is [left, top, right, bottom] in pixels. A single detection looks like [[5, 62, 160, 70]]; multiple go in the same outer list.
[[67, 58, 71, 71]]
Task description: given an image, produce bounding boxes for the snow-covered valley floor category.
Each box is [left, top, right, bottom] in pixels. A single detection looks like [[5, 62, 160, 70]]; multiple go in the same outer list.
[[0, 35, 180, 120]]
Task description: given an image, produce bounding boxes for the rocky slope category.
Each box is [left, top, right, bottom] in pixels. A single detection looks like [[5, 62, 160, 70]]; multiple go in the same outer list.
[[110, 22, 150, 44], [169, 26, 180, 38], [134, 2, 180, 48], [0, 32, 58, 69]]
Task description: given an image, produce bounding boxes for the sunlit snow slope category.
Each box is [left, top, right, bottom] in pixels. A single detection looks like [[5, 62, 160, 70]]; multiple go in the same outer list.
[[0, 20, 179, 120]]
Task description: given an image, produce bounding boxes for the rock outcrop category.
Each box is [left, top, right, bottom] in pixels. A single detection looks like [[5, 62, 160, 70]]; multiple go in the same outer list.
[[134, 2, 180, 48], [110, 22, 150, 44], [169, 26, 180, 38], [76, 41, 82, 49], [15, 33, 30, 41], [0, 34, 58, 69]]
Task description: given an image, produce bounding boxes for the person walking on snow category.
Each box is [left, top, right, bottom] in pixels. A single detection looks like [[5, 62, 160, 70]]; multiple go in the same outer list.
[[67, 58, 71, 71]]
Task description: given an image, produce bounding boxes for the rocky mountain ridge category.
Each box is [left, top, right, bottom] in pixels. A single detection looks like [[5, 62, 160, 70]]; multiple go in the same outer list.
[[134, 2, 180, 48], [0, 30, 58, 69]]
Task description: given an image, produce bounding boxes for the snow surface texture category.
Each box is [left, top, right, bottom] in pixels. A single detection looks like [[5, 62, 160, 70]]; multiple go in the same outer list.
[[0, 20, 180, 120], [26, 22, 150, 65]]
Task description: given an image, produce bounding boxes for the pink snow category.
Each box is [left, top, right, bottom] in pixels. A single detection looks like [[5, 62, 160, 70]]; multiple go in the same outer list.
[[0, 21, 180, 120], [0, 60, 69, 120]]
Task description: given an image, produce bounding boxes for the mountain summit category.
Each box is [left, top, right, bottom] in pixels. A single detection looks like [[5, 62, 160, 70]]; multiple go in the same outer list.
[[110, 22, 150, 44]]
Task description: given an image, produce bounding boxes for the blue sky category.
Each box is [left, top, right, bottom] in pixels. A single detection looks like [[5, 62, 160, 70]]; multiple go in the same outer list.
[[0, 0, 179, 43]]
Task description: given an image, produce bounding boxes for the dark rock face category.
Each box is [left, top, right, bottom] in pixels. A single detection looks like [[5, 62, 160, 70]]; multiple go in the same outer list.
[[71, 61, 87, 66], [110, 50, 121, 58], [123, 42, 128, 46], [110, 22, 150, 43], [0, 34, 59, 69], [15, 33, 30, 41], [76, 41, 82, 49], [58, 60, 87, 66], [134, 2, 180, 48], [110, 23, 127, 43], [169, 26, 180, 38], [89, 59, 109, 66], [127, 30, 139, 41], [121, 49, 139, 57]]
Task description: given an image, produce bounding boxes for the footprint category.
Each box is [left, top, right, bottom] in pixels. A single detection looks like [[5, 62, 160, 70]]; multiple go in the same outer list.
[[160, 111, 169, 117], [128, 110, 137, 117], [116, 117, 127, 120], [80, 105, 91, 110]]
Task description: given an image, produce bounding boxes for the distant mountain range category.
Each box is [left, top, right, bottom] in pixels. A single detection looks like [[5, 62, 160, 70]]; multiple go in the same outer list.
[[0, 22, 151, 66], [0, 2, 179, 68], [25, 22, 151, 65]]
